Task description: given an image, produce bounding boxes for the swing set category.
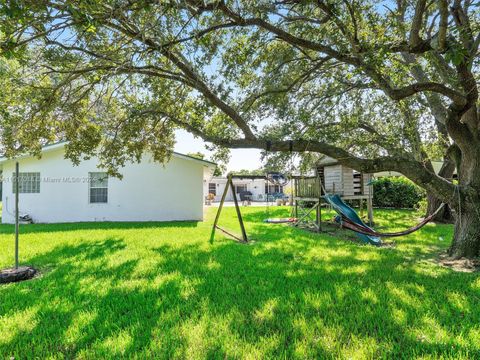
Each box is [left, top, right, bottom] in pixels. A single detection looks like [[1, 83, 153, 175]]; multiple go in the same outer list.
[[210, 140, 295, 243], [210, 175, 444, 245], [210, 173, 249, 243], [209, 142, 444, 245], [210, 171, 292, 243]]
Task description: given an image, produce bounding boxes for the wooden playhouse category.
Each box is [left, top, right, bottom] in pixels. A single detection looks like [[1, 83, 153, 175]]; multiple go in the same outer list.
[[292, 156, 374, 230]]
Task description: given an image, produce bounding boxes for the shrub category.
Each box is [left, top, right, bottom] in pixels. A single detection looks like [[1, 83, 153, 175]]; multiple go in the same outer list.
[[372, 177, 425, 209]]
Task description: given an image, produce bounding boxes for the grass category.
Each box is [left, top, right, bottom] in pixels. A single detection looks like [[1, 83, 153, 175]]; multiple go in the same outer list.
[[0, 206, 479, 359]]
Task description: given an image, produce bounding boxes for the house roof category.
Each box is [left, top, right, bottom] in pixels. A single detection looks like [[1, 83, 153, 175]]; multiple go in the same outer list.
[[0, 141, 217, 167], [173, 152, 217, 166]]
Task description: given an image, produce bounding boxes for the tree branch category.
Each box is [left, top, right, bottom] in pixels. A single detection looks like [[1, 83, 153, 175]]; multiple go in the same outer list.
[[409, 0, 427, 47], [105, 19, 257, 140], [215, 3, 467, 106], [438, 0, 448, 51], [143, 108, 458, 206]]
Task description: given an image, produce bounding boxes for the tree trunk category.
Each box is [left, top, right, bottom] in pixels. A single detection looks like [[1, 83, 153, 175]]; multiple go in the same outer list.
[[426, 158, 456, 223], [448, 141, 480, 259], [426, 193, 454, 222], [449, 202, 480, 259]]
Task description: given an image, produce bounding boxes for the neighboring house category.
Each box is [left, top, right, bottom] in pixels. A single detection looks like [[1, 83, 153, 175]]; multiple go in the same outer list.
[[0, 142, 216, 223], [205, 176, 287, 202]]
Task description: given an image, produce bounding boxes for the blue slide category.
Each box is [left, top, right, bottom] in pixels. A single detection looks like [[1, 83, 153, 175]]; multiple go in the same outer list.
[[323, 194, 381, 246]]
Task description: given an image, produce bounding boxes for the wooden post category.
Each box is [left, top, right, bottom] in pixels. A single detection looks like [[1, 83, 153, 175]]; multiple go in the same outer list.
[[366, 173, 374, 225], [210, 174, 248, 243], [210, 175, 231, 242], [14, 162, 19, 269], [316, 202, 321, 232], [367, 194, 374, 225], [230, 178, 248, 242]]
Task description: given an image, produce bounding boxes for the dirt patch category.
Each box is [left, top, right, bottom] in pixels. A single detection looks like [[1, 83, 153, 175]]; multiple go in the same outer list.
[[297, 223, 396, 248], [438, 253, 480, 273], [377, 241, 396, 248], [0, 266, 37, 284]]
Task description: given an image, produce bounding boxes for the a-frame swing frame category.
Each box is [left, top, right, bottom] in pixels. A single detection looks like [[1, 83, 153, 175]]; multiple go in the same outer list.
[[210, 174, 249, 243]]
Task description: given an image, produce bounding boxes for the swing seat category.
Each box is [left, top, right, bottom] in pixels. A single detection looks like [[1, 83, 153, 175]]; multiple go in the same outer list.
[[264, 217, 297, 224]]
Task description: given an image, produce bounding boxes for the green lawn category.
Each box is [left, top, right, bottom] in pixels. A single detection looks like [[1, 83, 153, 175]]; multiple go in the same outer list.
[[0, 206, 479, 359]]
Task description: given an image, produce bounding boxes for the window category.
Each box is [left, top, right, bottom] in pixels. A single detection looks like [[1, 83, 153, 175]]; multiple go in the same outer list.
[[12, 172, 40, 193], [89, 172, 108, 203], [208, 183, 216, 195], [235, 184, 247, 193], [265, 184, 283, 194]]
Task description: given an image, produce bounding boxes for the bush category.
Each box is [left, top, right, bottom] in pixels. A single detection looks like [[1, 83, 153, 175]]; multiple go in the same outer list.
[[372, 177, 425, 209]]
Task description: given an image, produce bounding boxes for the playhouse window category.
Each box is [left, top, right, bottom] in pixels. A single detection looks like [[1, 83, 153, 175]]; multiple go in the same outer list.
[[89, 172, 108, 203], [12, 172, 40, 193]]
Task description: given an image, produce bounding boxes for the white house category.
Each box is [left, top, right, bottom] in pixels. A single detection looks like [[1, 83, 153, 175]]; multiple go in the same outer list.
[[205, 176, 288, 202], [0, 142, 216, 223]]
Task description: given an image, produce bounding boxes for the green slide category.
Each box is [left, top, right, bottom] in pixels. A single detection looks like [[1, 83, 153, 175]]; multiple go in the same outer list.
[[324, 194, 381, 246]]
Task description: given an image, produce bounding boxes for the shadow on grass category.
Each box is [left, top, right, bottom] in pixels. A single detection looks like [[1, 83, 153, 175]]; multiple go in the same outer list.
[[0, 219, 478, 358], [0, 220, 199, 235]]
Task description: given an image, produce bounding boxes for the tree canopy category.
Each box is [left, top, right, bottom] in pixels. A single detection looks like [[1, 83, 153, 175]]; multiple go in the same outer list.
[[1, 0, 479, 257], [187, 151, 224, 175]]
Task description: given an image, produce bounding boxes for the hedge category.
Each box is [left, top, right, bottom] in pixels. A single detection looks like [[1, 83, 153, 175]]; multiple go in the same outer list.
[[372, 177, 425, 209]]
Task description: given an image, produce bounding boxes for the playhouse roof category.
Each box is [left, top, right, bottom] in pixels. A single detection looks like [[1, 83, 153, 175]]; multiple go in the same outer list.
[[317, 156, 341, 166], [317, 155, 448, 177]]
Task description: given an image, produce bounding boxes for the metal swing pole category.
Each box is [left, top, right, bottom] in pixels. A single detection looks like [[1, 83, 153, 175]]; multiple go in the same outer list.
[[15, 162, 19, 269], [293, 179, 298, 220], [265, 176, 269, 217], [317, 172, 322, 232], [265, 140, 271, 218]]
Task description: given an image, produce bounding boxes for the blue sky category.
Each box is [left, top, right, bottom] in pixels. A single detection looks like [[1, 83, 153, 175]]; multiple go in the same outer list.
[[174, 130, 262, 172]]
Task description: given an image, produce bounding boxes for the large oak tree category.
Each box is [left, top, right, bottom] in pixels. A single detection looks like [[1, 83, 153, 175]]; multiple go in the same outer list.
[[1, 1, 479, 257]]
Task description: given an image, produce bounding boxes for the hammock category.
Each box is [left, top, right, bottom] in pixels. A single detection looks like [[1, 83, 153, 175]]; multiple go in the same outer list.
[[338, 203, 445, 238]]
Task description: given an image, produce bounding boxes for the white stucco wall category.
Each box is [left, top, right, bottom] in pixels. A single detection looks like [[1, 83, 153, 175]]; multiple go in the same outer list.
[[1, 147, 209, 223]]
